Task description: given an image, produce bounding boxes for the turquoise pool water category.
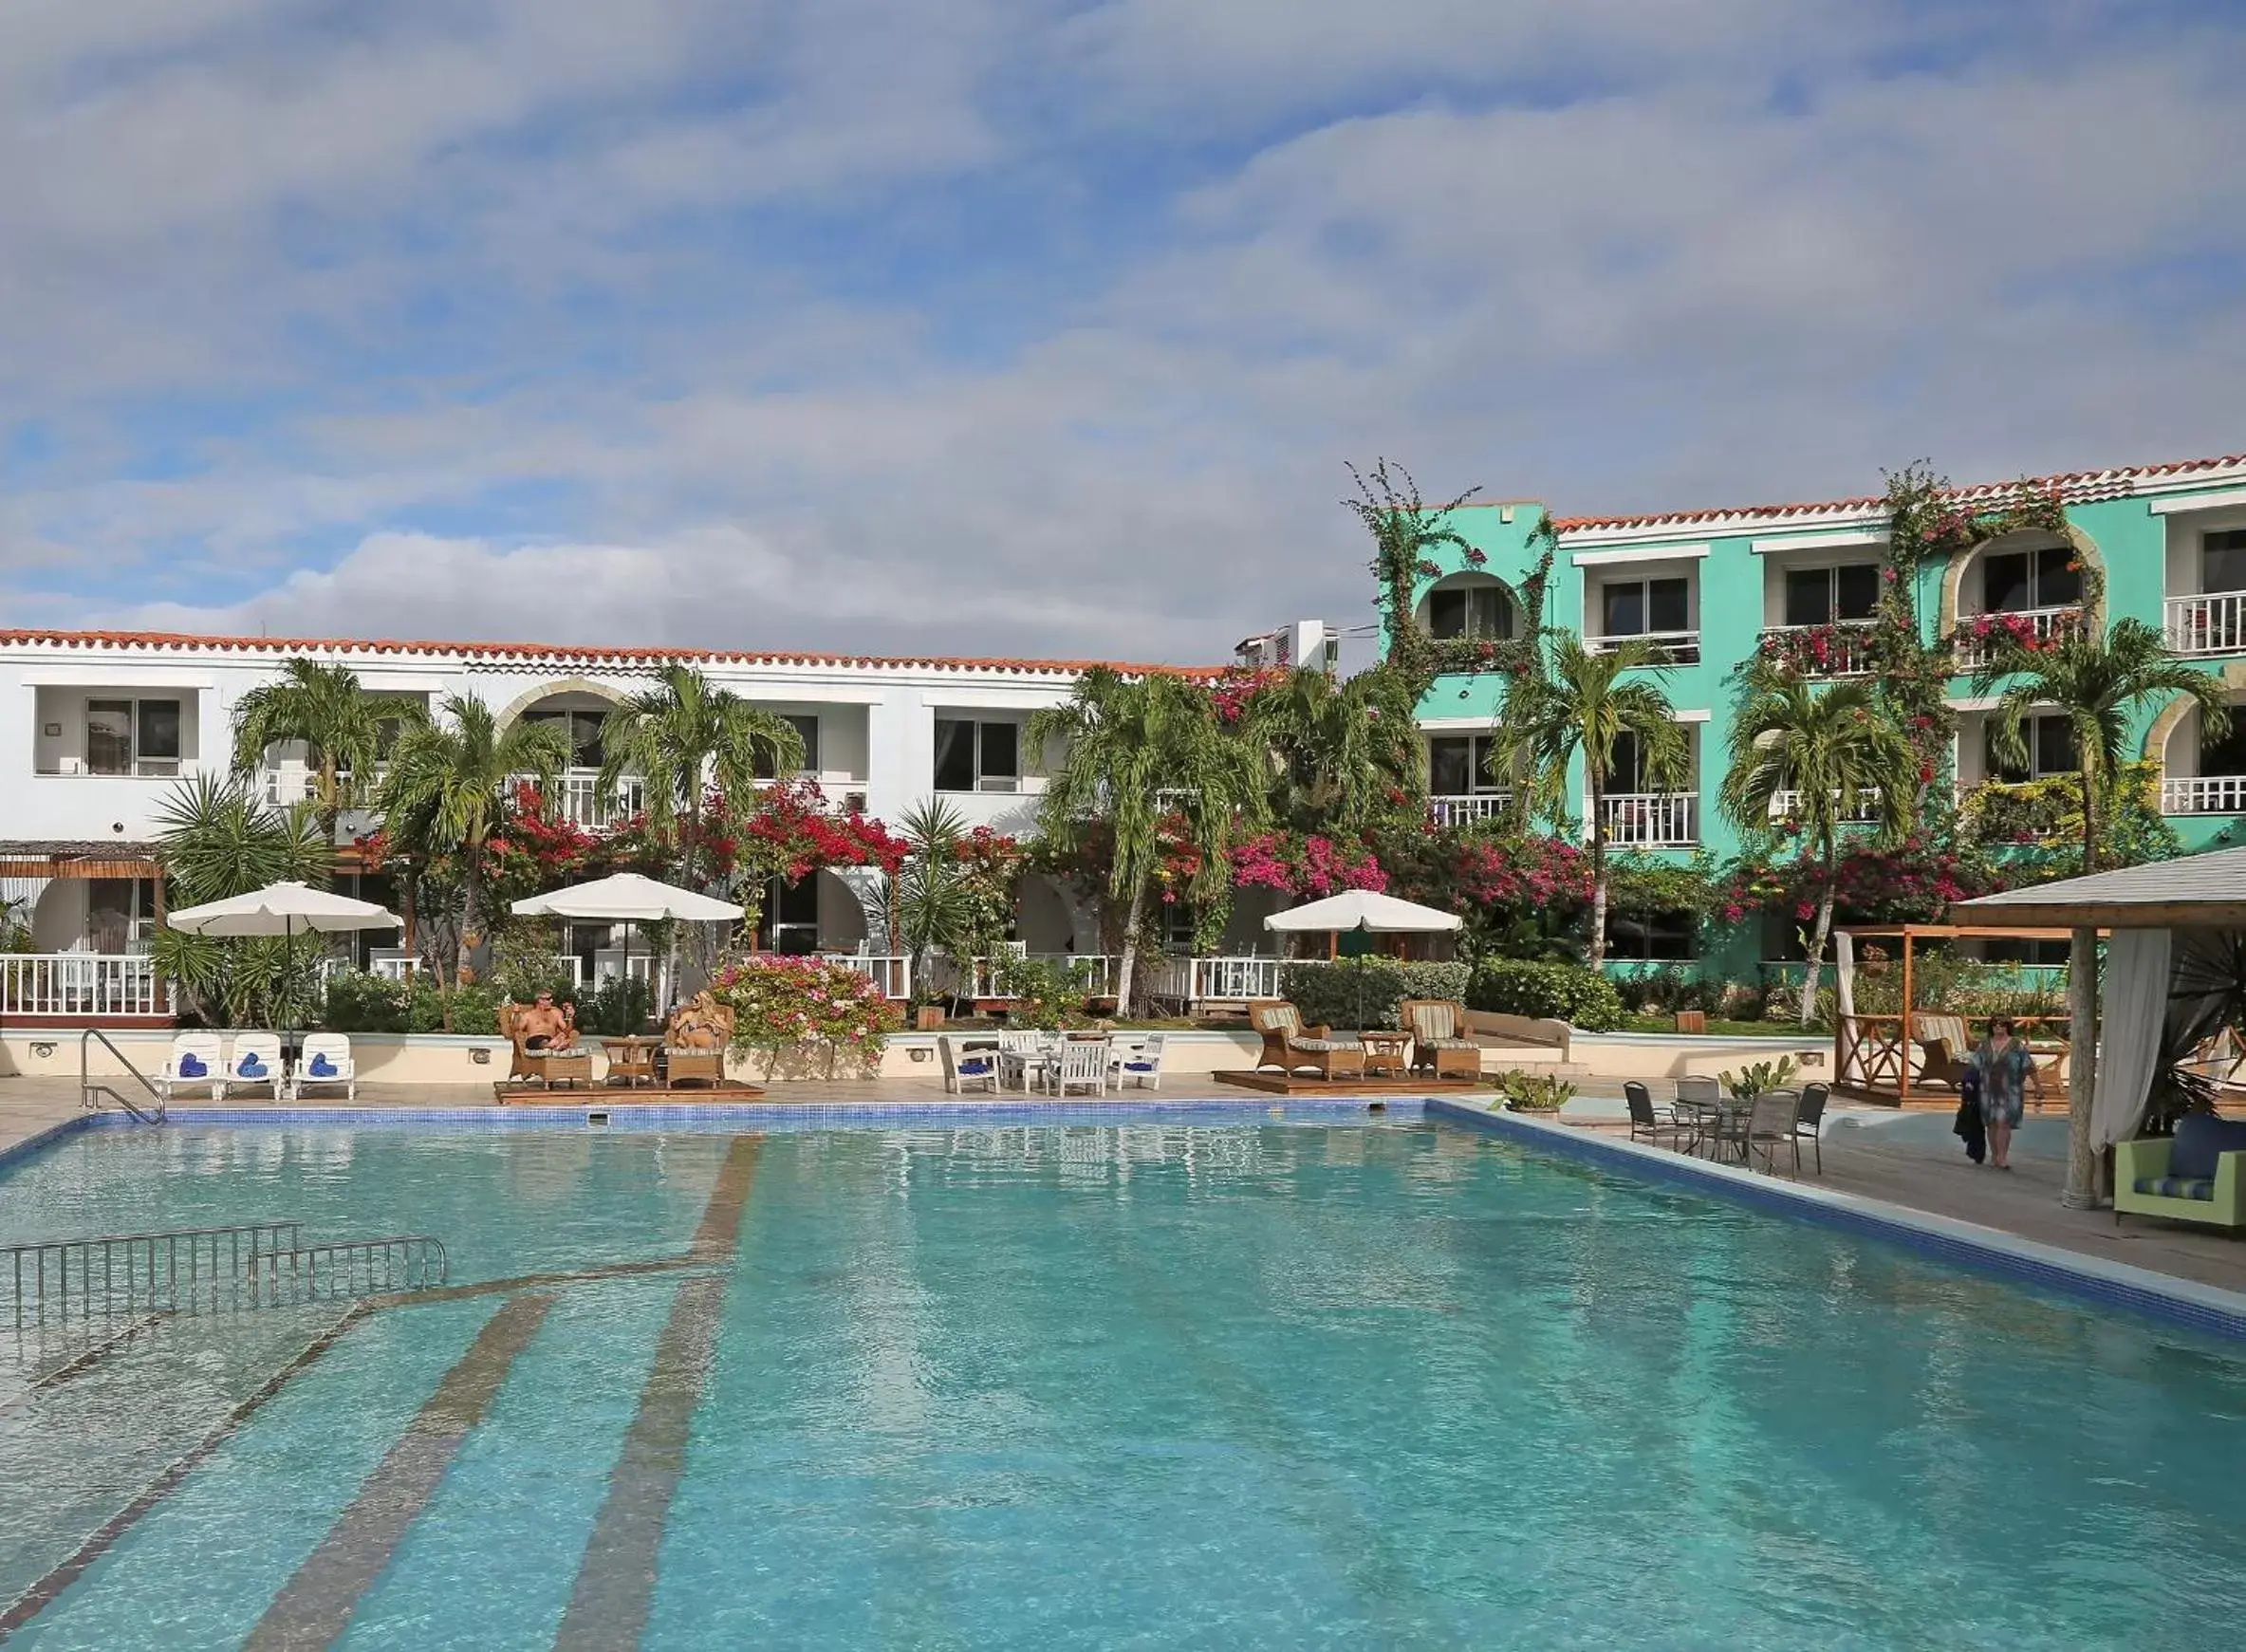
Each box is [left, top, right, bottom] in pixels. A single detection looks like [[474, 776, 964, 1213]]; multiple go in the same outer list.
[[4, 1113, 2246, 1649]]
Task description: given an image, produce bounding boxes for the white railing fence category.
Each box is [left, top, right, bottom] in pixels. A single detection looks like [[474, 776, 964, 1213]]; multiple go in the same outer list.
[[820, 954, 914, 999], [547, 772, 647, 831], [1429, 793, 1512, 827], [1756, 622, 1877, 675], [1143, 955, 1282, 1008], [1770, 786, 1884, 823], [2162, 774, 2246, 815], [1597, 792, 1697, 847], [0, 955, 170, 1017], [1587, 631, 1700, 665], [2164, 593, 2246, 657], [1954, 604, 2086, 671], [930, 954, 1123, 1002]]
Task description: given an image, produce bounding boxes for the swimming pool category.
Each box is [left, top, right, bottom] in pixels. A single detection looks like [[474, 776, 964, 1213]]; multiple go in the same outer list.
[[4, 1111, 2245, 1648]]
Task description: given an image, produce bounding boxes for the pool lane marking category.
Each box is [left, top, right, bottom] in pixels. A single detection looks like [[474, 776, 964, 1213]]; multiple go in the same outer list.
[[553, 1134, 762, 1651], [243, 1292, 556, 1652], [0, 1303, 371, 1643]]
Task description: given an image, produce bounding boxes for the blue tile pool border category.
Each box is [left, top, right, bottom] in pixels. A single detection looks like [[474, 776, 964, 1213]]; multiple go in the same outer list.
[[1427, 1098, 2246, 1343]]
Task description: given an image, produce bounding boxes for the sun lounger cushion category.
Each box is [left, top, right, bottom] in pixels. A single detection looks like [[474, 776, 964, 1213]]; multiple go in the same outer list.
[[177, 1052, 207, 1078], [957, 1055, 994, 1075], [1288, 1036, 1360, 1052], [2170, 1114, 2246, 1180], [2134, 1176, 2215, 1201], [1418, 1037, 1478, 1050]]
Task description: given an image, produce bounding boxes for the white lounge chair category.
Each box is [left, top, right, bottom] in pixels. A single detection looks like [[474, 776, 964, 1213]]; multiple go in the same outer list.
[[1112, 1032, 1165, 1090], [227, 1032, 286, 1101], [294, 1032, 357, 1102], [939, 1036, 1000, 1094], [1049, 1036, 1110, 1098], [156, 1032, 226, 1103]]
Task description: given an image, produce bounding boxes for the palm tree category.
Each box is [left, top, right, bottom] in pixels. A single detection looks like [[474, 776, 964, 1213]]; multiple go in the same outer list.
[[893, 800, 975, 993], [1028, 668, 1266, 1012], [377, 694, 569, 1012], [1975, 615, 2233, 1208], [597, 664, 806, 889], [1245, 666, 1422, 831], [230, 658, 401, 849], [150, 772, 331, 1028], [1500, 633, 1689, 968], [1719, 673, 1917, 1025]]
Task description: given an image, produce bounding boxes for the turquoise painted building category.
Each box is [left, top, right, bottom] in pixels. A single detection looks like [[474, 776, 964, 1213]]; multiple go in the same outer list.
[[1393, 451, 2246, 984]]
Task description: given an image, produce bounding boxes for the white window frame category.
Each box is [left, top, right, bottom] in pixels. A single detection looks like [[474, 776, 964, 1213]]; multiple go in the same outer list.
[[84, 696, 184, 778], [934, 717, 1023, 793]]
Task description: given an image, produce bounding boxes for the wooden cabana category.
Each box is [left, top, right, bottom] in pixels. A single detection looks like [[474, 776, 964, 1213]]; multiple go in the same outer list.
[[1832, 922, 2077, 1104]]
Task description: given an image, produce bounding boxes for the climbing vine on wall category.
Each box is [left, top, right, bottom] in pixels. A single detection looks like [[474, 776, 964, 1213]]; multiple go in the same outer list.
[[1347, 457, 1552, 704]]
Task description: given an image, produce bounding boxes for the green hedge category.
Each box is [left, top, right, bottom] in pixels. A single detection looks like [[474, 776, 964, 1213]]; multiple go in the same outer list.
[[1276, 959, 1471, 1031], [319, 970, 654, 1036], [1465, 958, 1625, 1031]]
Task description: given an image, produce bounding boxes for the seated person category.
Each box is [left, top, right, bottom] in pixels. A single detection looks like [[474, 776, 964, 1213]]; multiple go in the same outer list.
[[667, 991, 728, 1050], [517, 990, 580, 1053]]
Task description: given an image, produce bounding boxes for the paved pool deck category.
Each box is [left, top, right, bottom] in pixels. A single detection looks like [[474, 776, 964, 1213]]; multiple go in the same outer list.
[[5, 1077, 2240, 1298]]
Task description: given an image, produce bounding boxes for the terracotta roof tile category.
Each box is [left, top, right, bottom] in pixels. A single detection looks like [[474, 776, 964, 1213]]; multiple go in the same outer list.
[[1550, 450, 2246, 535], [0, 628, 1223, 679]]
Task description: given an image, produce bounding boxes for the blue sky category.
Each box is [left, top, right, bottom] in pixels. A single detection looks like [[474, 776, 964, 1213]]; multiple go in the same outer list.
[[3, 1, 2240, 663]]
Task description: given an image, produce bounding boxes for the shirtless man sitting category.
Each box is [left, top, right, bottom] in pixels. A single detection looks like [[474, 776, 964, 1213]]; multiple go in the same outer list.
[[516, 990, 579, 1053]]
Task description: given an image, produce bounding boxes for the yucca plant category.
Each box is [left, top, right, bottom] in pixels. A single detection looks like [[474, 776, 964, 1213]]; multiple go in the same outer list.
[[150, 772, 331, 1028]]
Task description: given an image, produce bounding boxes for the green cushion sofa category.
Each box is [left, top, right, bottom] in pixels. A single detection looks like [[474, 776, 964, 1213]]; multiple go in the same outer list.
[[2114, 1119, 2246, 1231]]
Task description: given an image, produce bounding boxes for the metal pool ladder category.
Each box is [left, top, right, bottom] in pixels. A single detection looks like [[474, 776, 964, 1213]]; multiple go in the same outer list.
[[79, 1028, 164, 1124], [4, 1220, 450, 1328]]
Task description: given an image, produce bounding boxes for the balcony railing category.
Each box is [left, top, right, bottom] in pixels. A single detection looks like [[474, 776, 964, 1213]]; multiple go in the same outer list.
[[1143, 955, 1282, 1009], [1430, 792, 1513, 827], [0, 955, 171, 1019], [1770, 787, 1884, 823], [1587, 631, 1700, 665], [1953, 605, 2086, 671], [2164, 593, 2246, 657], [930, 953, 1123, 1002], [1755, 622, 1876, 676], [820, 953, 914, 1000], [548, 772, 646, 830], [2161, 775, 2246, 815], [1596, 792, 1697, 847]]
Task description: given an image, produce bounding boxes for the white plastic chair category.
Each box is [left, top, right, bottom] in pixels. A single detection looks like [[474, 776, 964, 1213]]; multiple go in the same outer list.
[[939, 1036, 1000, 1094], [156, 1032, 226, 1103], [294, 1032, 357, 1102], [1113, 1032, 1165, 1091], [226, 1032, 286, 1100], [1049, 1036, 1110, 1097]]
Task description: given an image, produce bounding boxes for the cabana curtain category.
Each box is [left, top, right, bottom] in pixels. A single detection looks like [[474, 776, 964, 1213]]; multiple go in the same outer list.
[[2093, 928, 2168, 1149]]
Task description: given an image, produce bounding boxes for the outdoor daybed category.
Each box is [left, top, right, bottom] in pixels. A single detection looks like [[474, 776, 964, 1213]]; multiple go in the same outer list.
[[2114, 1113, 2246, 1231]]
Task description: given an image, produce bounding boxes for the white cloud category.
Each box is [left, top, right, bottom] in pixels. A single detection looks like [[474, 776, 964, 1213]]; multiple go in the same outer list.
[[7, 3, 2244, 663]]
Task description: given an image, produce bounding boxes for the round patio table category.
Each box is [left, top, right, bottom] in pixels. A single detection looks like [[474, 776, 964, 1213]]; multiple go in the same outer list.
[[599, 1035, 662, 1087]]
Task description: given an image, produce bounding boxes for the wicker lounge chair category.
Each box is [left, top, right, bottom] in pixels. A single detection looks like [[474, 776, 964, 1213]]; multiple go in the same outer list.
[[498, 999, 589, 1087], [1247, 1000, 1364, 1081], [663, 994, 734, 1087], [1400, 999, 1482, 1080]]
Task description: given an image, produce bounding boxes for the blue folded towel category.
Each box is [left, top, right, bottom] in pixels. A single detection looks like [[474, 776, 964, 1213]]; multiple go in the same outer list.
[[1125, 1061, 1154, 1071], [235, 1051, 265, 1078], [177, 1052, 206, 1078], [309, 1053, 338, 1078]]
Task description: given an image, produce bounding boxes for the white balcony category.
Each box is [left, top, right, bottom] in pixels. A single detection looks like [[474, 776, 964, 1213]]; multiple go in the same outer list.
[[1596, 792, 1697, 847], [1954, 605, 2086, 671], [2161, 775, 2246, 815], [1586, 631, 1699, 665], [2164, 593, 2246, 657], [929, 953, 1123, 1002], [0, 955, 171, 1019], [1755, 622, 1877, 676], [1430, 792, 1513, 827]]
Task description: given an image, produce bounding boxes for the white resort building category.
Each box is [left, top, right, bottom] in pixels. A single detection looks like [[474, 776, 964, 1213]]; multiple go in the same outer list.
[[0, 627, 1322, 1024]]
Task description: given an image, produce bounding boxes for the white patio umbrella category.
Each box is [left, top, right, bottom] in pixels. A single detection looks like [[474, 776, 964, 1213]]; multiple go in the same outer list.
[[167, 880, 402, 1046], [1265, 889, 1464, 1029], [511, 873, 745, 1011]]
